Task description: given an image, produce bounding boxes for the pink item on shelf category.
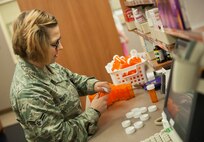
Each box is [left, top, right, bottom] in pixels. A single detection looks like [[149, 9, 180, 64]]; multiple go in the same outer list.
[[121, 42, 129, 56]]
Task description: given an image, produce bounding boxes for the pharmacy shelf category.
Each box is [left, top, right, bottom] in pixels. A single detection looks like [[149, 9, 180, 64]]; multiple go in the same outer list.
[[165, 26, 204, 42], [124, 0, 155, 7], [148, 59, 172, 70], [133, 30, 175, 51]]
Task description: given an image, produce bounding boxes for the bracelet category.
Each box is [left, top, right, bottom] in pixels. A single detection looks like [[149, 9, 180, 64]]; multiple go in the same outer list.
[[91, 108, 101, 117]]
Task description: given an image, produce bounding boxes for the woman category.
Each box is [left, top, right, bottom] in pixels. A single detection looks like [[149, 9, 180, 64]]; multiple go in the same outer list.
[[10, 9, 111, 142]]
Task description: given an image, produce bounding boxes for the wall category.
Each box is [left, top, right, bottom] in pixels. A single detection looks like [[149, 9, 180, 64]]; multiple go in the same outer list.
[[0, 0, 20, 111], [123, 25, 144, 52]]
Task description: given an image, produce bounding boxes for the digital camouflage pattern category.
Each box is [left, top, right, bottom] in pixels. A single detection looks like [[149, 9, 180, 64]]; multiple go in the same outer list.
[[10, 58, 100, 142]]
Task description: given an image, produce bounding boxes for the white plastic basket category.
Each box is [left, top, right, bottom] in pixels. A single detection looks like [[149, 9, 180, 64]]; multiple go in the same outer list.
[[105, 59, 147, 87]]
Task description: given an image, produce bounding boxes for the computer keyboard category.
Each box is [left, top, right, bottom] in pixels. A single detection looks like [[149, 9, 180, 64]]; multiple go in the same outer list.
[[140, 128, 173, 142]]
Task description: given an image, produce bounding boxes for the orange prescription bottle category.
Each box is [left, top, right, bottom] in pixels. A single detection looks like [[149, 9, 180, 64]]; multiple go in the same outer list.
[[88, 83, 134, 106], [146, 84, 158, 103]]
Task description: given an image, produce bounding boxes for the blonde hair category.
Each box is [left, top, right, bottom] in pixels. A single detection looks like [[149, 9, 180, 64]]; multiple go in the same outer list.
[[12, 9, 58, 65]]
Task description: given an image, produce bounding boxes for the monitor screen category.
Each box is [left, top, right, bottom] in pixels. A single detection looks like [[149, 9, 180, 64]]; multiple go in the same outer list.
[[163, 64, 197, 141]]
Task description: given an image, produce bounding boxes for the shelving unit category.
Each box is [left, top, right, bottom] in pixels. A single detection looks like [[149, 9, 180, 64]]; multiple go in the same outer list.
[[120, 0, 204, 70], [133, 30, 174, 51], [124, 0, 155, 7], [120, 0, 174, 69], [148, 59, 172, 70], [165, 27, 204, 42]]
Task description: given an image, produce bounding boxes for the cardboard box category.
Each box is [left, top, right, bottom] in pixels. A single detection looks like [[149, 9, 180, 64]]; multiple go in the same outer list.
[[154, 29, 176, 44], [150, 27, 156, 40], [135, 22, 150, 34]]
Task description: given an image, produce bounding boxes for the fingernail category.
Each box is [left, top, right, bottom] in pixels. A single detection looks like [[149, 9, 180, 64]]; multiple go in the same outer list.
[[102, 87, 108, 93]]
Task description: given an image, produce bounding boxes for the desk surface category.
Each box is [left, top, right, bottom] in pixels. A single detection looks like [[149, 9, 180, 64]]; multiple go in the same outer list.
[[89, 89, 165, 142]]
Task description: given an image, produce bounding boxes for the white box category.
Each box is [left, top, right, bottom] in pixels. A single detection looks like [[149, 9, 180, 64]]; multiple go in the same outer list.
[[135, 22, 150, 34], [150, 27, 156, 40], [154, 29, 176, 45]]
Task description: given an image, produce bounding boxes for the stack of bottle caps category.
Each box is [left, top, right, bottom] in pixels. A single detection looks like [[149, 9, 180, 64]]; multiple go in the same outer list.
[[88, 83, 135, 106]]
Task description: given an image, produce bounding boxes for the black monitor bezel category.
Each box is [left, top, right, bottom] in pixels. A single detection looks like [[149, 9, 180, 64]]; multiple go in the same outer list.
[[163, 62, 198, 142]]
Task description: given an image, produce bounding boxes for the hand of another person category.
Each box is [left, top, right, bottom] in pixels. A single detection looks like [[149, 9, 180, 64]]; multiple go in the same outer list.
[[94, 81, 111, 93], [90, 93, 108, 114]]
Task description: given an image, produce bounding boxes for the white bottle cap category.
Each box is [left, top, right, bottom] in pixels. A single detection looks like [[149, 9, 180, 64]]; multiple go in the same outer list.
[[133, 111, 142, 118], [113, 55, 119, 60], [101, 87, 108, 93], [125, 126, 136, 135], [131, 107, 140, 113], [126, 111, 134, 119], [146, 72, 155, 81], [121, 120, 131, 128], [140, 114, 150, 121], [134, 121, 144, 129], [148, 105, 157, 112], [146, 84, 155, 90], [130, 49, 138, 57], [140, 107, 147, 113]]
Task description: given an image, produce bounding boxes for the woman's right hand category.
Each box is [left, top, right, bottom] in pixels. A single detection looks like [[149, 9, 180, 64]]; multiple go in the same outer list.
[[90, 93, 108, 114]]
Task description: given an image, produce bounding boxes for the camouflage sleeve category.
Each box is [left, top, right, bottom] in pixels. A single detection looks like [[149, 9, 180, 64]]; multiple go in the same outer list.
[[57, 64, 99, 95], [17, 88, 99, 142]]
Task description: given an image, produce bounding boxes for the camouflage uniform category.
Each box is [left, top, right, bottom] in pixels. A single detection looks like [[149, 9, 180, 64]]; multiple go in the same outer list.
[[10, 58, 100, 142]]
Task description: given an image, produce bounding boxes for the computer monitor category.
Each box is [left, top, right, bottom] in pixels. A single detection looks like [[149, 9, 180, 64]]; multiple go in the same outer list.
[[163, 62, 204, 142]]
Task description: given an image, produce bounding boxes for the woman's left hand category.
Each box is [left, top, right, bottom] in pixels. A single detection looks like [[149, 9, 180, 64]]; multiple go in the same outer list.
[[94, 81, 111, 93]]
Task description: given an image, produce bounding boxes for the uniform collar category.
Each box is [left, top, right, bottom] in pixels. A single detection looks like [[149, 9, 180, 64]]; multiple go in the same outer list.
[[18, 58, 53, 85]]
